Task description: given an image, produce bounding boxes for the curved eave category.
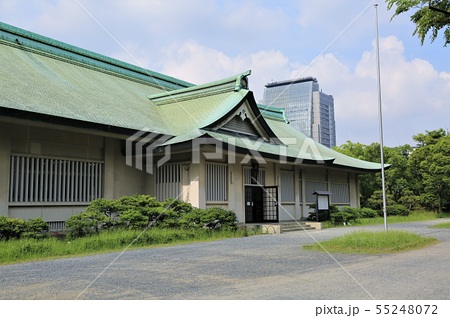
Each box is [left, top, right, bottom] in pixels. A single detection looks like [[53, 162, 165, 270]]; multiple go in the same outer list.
[[0, 107, 174, 139], [325, 162, 391, 174], [203, 131, 334, 164]]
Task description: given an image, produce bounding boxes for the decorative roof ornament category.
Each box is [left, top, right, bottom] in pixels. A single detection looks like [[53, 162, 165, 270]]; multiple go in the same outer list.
[[234, 70, 251, 91]]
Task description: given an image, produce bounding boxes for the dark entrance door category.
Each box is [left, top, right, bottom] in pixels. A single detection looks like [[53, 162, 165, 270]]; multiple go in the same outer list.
[[245, 185, 278, 223]]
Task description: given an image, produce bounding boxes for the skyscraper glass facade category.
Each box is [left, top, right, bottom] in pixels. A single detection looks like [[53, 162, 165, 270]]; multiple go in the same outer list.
[[262, 77, 336, 148]]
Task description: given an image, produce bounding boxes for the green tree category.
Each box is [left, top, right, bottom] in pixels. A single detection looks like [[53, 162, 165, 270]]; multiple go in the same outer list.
[[384, 144, 413, 202], [334, 141, 383, 206], [386, 0, 450, 45], [335, 141, 412, 208], [409, 129, 450, 212], [337, 129, 450, 212], [421, 136, 450, 212]]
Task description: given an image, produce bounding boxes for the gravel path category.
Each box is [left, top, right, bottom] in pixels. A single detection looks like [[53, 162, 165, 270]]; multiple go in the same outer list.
[[0, 219, 449, 300]]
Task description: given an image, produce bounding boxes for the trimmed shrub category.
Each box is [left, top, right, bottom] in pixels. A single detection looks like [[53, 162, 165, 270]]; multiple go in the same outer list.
[[200, 207, 238, 230], [180, 208, 204, 229], [68, 195, 238, 234], [118, 195, 161, 211], [359, 207, 378, 219], [85, 198, 121, 216], [157, 208, 183, 228], [338, 207, 361, 218], [386, 204, 410, 216], [330, 211, 356, 224], [118, 195, 165, 225], [0, 216, 26, 240], [120, 209, 149, 229], [66, 211, 109, 238], [180, 207, 237, 230], [327, 207, 378, 224], [23, 217, 49, 239], [163, 199, 194, 215]]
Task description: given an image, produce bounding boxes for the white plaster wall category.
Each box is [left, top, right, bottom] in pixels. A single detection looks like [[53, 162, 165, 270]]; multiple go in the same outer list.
[[9, 205, 87, 221], [279, 204, 296, 221], [0, 121, 150, 222]]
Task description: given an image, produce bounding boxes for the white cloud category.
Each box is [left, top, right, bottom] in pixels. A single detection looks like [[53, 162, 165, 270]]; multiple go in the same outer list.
[[160, 41, 246, 84], [110, 41, 154, 69], [35, 1, 93, 34], [1, 1, 448, 147], [158, 35, 450, 146], [160, 42, 295, 101]]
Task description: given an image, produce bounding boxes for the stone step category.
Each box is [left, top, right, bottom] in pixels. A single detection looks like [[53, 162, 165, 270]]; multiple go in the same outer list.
[[280, 222, 316, 233], [246, 222, 320, 234]]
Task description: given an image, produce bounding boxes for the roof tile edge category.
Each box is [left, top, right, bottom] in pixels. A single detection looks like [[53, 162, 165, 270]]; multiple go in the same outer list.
[[0, 21, 193, 90]]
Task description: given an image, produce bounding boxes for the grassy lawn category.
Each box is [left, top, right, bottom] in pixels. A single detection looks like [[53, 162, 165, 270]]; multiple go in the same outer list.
[[0, 228, 254, 265], [322, 211, 450, 229], [429, 222, 450, 229], [303, 230, 437, 254]]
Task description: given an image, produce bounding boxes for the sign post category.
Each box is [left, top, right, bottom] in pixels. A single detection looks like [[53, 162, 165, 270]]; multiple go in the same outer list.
[[313, 191, 332, 222]]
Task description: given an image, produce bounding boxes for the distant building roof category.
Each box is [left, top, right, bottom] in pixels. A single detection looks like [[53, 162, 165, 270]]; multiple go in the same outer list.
[[265, 76, 317, 88]]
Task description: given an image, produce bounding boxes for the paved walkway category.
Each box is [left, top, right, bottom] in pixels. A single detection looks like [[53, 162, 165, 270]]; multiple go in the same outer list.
[[0, 219, 449, 299]]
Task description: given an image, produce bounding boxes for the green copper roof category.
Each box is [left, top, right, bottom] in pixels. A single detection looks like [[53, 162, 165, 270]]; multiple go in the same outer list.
[[258, 104, 288, 123], [0, 22, 384, 173], [204, 130, 334, 163], [0, 21, 193, 91], [149, 71, 252, 135], [265, 117, 386, 172], [0, 39, 171, 134]]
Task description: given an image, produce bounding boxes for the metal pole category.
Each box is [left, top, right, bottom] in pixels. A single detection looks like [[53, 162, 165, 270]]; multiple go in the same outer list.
[[375, 4, 388, 232]]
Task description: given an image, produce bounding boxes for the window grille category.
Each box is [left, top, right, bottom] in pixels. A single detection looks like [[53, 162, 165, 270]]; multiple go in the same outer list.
[[280, 170, 295, 202], [330, 182, 350, 204], [155, 164, 182, 201], [305, 180, 328, 203], [9, 155, 103, 203], [206, 163, 227, 202], [46, 221, 66, 231], [243, 167, 265, 185]]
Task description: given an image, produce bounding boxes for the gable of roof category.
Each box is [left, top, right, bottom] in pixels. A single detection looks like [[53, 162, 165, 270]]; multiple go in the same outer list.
[[147, 70, 282, 144]]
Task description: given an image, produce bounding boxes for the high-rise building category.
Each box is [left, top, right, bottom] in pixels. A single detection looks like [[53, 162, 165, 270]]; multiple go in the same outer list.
[[262, 77, 336, 148]]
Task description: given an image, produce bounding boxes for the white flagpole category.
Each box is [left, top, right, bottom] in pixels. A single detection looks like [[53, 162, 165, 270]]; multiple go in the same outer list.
[[375, 4, 388, 232]]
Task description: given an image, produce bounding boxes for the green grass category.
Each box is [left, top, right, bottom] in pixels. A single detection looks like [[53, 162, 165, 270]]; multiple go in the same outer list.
[[303, 230, 437, 254], [429, 222, 450, 229], [322, 211, 448, 229], [0, 228, 254, 265]]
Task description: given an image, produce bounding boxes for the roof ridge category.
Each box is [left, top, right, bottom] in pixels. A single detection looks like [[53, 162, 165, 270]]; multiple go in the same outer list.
[[0, 21, 193, 90], [148, 70, 251, 106]]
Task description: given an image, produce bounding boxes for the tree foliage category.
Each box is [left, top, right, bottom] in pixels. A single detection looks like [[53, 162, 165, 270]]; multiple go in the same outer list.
[[335, 128, 450, 213], [386, 0, 450, 45]]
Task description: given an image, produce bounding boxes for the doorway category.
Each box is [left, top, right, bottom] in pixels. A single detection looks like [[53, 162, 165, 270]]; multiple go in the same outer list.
[[244, 185, 279, 223]]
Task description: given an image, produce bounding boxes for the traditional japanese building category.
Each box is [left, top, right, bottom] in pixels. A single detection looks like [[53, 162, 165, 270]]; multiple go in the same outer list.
[[0, 22, 383, 229]]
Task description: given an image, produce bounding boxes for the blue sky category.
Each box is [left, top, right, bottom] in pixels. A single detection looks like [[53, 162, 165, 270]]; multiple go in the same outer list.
[[1, 0, 449, 147]]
